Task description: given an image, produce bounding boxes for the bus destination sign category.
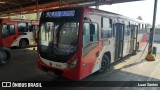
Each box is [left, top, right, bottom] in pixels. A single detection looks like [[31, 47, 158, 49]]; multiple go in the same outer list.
[[46, 10, 75, 18]]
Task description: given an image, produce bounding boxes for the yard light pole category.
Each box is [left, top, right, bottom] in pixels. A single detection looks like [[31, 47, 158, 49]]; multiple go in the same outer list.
[[145, 0, 158, 61]]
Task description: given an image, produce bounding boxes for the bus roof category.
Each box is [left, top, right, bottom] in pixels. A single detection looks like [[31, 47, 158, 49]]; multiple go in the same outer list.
[[0, 18, 39, 24], [42, 7, 147, 24], [31, 20, 39, 25], [0, 18, 31, 22]]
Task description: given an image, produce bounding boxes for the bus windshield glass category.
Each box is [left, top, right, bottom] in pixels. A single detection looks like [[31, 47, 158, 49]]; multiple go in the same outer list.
[[39, 22, 79, 56]]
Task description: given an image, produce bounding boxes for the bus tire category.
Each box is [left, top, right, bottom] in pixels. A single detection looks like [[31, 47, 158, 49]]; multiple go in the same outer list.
[[0, 48, 12, 66], [19, 39, 29, 48], [133, 42, 139, 55], [98, 55, 110, 73]]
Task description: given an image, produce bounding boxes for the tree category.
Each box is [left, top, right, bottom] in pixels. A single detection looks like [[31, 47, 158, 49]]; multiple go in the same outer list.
[[137, 16, 143, 20], [156, 24, 160, 28]]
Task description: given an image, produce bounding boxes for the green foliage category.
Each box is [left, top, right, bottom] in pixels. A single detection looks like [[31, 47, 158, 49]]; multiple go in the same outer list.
[[8, 13, 40, 20], [25, 13, 37, 20]]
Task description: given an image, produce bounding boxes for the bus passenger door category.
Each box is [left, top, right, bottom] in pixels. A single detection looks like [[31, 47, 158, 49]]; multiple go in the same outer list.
[[129, 25, 138, 53], [114, 23, 124, 60]]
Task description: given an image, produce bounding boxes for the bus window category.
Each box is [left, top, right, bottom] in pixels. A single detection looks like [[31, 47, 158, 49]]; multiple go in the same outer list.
[[31, 25, 39, 39], [101, 18, 112, 38], [92, 23, 98, 42], [2, 24, 15, 37], [142, 24, 144, 33], [18, 22, 28, 32], [125, 22, 130, 36], [128, 22, 131, 35], [83, 22, 98, 56], [83, 23, 98, 47], [40, 22, 53, 42], [83, 23, 90, 47], [140, 24, 142, 33], [10, 25, 15, 35], [138, 24, 140, 34], [143, 24, 145, 33], [145, 24, 147, 33], [28, 23, 32, 32], [30, 25, 38, 32], [2, 25, 9, 37]]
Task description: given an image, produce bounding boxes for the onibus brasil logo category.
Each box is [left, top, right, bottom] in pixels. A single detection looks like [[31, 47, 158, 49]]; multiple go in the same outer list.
[[1, 82, 42, 87]]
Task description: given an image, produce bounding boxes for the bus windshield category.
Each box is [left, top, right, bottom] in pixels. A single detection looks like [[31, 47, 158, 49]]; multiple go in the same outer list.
[[39, 22, 79, 56]]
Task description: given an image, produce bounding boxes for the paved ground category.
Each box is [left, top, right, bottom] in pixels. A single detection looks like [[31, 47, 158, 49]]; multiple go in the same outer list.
[[0, 42, 160, 90]]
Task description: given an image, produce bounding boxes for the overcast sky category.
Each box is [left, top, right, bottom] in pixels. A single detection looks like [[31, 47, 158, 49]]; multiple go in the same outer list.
[[99, 0, 160, 25]]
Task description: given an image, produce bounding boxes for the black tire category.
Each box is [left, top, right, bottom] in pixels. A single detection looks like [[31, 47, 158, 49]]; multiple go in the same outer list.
[[0, 48, 12, 66], [19, 39, 29, 48], [133, 42, 139, 55], [98, 55, 110, 73]]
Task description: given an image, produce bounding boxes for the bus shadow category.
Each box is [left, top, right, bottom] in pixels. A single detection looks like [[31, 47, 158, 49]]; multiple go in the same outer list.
[[110, 54, 133, 67], [121, 59, 145, 69], [10, 46, 37, 50], [1, 48, 160, 90]]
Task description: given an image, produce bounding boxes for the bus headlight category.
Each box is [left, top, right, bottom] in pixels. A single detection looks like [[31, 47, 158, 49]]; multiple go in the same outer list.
[[66, 59, 78, 70]]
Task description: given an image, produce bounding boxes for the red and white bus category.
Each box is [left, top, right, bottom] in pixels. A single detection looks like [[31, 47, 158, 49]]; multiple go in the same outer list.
[[0, 18, 39, 48], [37, 7, 148, 80]]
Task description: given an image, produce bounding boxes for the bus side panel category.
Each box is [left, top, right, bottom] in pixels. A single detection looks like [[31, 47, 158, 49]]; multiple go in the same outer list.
[[80, 43, 103, 79], [10, 22, 20, 47], [79, 9, 104, 79], [1, 20, 19, 47]]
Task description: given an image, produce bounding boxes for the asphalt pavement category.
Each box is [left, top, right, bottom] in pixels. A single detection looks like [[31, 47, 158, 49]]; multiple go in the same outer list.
[[0, 42, 160, 90]]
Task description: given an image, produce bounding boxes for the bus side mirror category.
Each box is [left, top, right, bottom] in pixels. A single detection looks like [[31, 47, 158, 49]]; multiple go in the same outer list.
[[90, 24, 95, 34]]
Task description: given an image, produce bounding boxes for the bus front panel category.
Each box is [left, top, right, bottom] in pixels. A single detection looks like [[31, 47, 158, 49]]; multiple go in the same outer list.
[[38, 8, 83, 80]]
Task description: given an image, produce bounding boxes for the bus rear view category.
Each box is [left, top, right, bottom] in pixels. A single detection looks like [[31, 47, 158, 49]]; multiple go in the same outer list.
[[38, 8, 83, 80]]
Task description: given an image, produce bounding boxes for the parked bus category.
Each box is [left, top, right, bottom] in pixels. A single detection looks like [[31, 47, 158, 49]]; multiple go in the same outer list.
[[0, 18, 39, 65], [0, 18, 39, 48], [37, 7, 148, 80]]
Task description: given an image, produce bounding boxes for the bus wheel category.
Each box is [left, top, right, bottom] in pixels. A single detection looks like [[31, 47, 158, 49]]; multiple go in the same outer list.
[[133, 42, 139, 55], [19, 39, 29, 48], [98, 55, 110, 73], [0, 48, 12, 66]]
